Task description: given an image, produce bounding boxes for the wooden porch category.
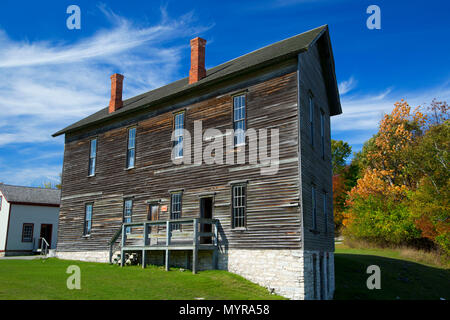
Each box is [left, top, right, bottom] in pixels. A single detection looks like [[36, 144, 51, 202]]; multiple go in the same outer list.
[[109, 218, 219, 274]]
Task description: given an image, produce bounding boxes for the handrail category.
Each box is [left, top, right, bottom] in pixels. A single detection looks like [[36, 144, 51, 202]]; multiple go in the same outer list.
[[109, 226, 123, 245], [39, 237, 50, 256], [122, 218, 218, 228], [109, 226, 123, 264]]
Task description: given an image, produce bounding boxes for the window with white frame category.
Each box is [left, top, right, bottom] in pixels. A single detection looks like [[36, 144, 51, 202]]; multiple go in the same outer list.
[[88, 138, 97, 176], [84, 203, 93, 235], [233, 94, 246, 146], [22, 223, 33, 242], [170, 192, 182, 230], [232, 184, 246, 228], [123, 199, 133, 233], [127, 128, 136, 169], [173, 112, 185, 159]]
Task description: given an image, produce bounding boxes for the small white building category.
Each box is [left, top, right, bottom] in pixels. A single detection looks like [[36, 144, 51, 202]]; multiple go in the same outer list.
[[0, 183, 60, 256]]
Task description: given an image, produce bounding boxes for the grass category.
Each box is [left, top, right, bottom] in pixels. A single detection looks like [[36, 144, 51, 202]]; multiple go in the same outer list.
[[1, 246, 449, 300], [0, 258, 285, 300], [334, 243, 450, 300]]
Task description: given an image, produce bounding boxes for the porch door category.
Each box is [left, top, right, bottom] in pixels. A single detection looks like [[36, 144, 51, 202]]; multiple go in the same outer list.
[[199, 197, 213, 244], [148, 204, 159, 233], [40, 224, 53, 249]]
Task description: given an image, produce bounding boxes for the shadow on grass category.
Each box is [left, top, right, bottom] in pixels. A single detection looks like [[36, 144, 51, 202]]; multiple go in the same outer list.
[[334, 253, 450, 300]]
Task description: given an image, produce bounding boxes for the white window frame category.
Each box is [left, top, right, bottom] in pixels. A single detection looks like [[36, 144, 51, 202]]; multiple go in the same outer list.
[[231, 183, 247, 229], [233, 94, 246, 147], [88, 138, 97, 176], [84, 203, 93, 236], [173, 112, 185, 159], [126, 127, 136, 169], [123, 199, 133, 234]]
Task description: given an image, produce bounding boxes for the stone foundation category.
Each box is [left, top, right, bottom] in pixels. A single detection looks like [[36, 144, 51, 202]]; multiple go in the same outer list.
[[54, 249, 335, 300], [56, 250, 110, 263]]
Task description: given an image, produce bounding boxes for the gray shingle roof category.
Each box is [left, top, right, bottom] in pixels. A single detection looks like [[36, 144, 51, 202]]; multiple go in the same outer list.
[[53, 25, 339, 137], [0, 183, 61, 206]]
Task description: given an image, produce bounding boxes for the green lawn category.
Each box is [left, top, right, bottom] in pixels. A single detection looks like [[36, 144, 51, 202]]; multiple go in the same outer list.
[[1, 247, 449, 300], [0, 258, 284, 300], [334, 245, 450, 300]]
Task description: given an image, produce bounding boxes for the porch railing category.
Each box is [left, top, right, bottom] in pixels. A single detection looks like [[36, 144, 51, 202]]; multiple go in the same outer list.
[[108, 218, 219, 267]]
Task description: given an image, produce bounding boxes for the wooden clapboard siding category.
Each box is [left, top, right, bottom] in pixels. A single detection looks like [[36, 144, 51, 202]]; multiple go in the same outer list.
[[57, 60, 302, 252], [298, 40, 334, 252]]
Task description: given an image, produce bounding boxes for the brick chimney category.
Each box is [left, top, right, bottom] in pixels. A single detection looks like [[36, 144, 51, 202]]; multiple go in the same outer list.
[[189, 37, 207, 84], [109, 73, 124, 113]]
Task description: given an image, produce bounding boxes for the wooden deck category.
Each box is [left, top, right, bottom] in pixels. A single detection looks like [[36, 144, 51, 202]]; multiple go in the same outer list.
[[109, 218, 219, 273]]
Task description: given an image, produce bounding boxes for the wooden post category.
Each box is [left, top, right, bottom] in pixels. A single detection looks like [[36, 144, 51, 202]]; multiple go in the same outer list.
[[142, 249, 146, 269], [121, 224, 126, 247], [109, 244, 113, 264], [166, 221, 171, 246], [143, 222, 149, 246], [165, 249, 170, 271], [165, 221, 171, 271], [192, 218, 198, 274], [212, 220, 219, 269], [120, 224, 126, 267]]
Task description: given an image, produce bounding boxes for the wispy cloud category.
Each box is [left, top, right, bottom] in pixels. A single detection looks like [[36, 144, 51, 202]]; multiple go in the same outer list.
[[0, 5, 210, 186], [338, 76, 357, 95]]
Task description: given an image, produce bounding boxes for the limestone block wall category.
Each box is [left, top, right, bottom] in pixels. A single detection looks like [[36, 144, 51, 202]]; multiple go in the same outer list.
[[55, 249, 335, 300]]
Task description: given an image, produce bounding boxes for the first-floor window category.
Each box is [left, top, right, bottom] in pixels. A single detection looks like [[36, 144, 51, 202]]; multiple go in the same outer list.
[[22, 223, 34, 242], [170, 192, 182, 230], [123, 199, 133, 233], [232, 184, 246, 228], [84, 203, 93, 235]]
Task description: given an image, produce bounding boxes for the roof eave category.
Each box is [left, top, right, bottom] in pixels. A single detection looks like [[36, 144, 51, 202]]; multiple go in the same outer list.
[[52, 49, 307, 138]]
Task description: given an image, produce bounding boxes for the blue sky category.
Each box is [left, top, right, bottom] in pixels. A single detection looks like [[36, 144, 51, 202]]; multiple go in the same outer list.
[[0, 0, 449, 186]]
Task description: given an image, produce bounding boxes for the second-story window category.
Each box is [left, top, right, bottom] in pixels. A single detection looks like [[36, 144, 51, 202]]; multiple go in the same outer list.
[[173, 112, 184, 159], [233, 94, 246, 146], [311, 185, 317, 230], [123, 199, 133, 234], [127, 128, 136, 169], [232, 183, 246, 229], [320, 110, 325, 159], [309, 94, 314, 147], [170, 192, 182, 231], [84, 203, 93, 236], [88, 138, 97, 176]]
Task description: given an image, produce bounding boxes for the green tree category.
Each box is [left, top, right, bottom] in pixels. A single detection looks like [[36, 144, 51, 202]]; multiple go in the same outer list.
[[331, 140, 352, 175]]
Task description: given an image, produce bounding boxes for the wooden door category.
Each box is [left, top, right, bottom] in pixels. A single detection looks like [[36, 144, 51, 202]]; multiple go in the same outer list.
[[148, 204, 159, 233], [199, 197, 213, 244], [40, 224, 53, 249]]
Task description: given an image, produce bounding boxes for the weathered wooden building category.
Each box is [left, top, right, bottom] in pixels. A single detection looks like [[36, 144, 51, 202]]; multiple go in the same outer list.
[[53, 25, 342, 300]]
